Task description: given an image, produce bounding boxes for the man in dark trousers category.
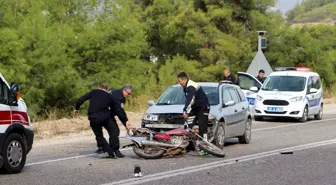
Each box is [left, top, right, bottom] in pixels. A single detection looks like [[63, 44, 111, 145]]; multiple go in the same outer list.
[[223, 68, 237, 84], [95, 84, 133, 157], [74, 82, 130, 158], [177, 72, 210, 156]]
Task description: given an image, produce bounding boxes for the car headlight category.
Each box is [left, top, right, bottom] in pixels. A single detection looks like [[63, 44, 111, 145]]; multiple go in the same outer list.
[[142, 114, 159, 121], [256, 95, 263, 101], [290, 96, 303, 102]]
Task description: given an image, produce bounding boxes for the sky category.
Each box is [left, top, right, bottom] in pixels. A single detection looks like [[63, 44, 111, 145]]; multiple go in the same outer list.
[[275, 0, 304, 12]]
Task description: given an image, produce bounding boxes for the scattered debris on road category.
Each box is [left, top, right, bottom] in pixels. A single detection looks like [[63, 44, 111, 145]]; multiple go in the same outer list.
[[280, 151, 294, 155], [134, 165, 142, 177]]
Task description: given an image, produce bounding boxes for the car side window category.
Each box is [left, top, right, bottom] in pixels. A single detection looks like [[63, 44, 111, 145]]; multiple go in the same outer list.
[[238, 74, 261, 90], [228, 88, 240, 103], [312, 76, 321, 90], [222, 87, 233, 104], [0, 79, 8, 105], [236, 88, 246, 102], [307, 77, 312, 94]]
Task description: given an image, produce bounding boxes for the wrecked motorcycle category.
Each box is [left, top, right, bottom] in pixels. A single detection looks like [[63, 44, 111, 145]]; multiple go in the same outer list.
[[120, 116, 226, 159]]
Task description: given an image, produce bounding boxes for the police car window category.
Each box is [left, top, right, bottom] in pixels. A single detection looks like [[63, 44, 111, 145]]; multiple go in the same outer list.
[[312, 76, 321, 89], [262, 76, 307, 92], [238, 74, 261, 90], [228, 88, 240, 103], [307, 77, 313, 92], [222, 88, 233, 104]]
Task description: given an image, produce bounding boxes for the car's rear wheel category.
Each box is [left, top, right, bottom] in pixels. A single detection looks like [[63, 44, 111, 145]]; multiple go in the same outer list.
[[314, 104, 323, 120], [238, 118, 252, 144], [0, 133, 27, 174]]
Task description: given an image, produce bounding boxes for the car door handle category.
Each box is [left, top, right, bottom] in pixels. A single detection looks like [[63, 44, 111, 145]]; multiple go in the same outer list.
[[242, 107, 245, 110], [235, 109, 238, 112]]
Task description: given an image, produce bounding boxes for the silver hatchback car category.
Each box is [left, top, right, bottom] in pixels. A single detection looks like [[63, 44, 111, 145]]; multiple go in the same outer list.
[[141, 81, 253, 148]]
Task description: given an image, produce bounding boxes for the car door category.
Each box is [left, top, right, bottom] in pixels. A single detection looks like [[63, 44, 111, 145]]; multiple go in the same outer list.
[[0, 78, 12, 126], [237, 72, 263, 105], [228, 87, 245, 135], [306, 76, 320, 115], [220, 86, 236, 137]]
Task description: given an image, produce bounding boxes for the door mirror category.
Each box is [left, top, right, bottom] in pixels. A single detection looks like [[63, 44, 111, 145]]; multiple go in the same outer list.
[[250, 86, 259, 92], [9, 82, 19, 105], [309, 88, 318, 94], [224, 100, 235, 107], [148, 99, 155, 106]]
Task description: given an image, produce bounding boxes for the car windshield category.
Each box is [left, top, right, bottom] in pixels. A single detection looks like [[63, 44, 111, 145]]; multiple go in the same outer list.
[[156, 86, 219, 105], [261, 76, 307, 92]]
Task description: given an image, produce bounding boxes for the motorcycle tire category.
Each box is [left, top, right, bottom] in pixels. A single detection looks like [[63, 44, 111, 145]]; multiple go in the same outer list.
[[132, 146, 165, 159], [198, 141, 226, 158]]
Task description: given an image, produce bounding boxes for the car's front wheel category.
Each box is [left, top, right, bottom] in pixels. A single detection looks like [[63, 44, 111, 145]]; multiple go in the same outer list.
[[0, 133, 27, 174]]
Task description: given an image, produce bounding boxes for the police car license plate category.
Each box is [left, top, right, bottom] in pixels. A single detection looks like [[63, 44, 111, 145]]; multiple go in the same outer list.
[[267, 107, 283, 112]]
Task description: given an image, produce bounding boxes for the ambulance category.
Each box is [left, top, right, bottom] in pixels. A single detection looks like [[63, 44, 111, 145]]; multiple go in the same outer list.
[[0, 73, 33, 174]]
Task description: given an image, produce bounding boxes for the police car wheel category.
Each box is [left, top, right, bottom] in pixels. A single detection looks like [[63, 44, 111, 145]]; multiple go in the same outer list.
[[314, 104, 323, 120], [299, 106, 308, 123], [1, 133, 27, 174]]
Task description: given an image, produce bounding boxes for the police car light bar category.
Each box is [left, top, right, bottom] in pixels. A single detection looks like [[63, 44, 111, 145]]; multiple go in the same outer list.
[[275, 67, 310, 72]]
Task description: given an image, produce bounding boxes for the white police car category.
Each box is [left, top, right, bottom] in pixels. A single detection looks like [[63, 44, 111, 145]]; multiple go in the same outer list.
[[250, 67, 323, 122]]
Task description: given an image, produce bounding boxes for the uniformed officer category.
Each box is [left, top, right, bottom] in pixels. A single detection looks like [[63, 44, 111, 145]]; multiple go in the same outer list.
[[177, 72, 210, 156], [95, 84, 133, 157], [74, 82, 130, 158]]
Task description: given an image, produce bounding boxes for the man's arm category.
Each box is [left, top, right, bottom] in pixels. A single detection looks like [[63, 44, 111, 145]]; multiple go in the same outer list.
[[110, 96, 128, 127], [183, 86, 196, 113], [75, 90, 92, 110]]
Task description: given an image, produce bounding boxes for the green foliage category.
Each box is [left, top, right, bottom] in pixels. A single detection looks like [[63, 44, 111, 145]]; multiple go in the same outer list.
[[0, 0, 334, 121], [287, 0, 336, 24]]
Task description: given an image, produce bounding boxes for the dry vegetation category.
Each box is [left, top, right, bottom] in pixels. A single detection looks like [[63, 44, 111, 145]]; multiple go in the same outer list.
[[32, 112, 143, 140]]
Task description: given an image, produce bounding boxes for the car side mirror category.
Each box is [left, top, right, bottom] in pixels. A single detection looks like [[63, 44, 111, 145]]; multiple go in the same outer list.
[[9, 82, 19, 105], [250, 86, 258, 92], [309, 88, 318, 94], [148, 99, 155, 106], [223, 100, 235, 107]]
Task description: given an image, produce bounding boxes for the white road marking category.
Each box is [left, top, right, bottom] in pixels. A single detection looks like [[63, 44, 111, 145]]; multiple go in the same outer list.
[[252, 117, 336, 132], [26, 148, 131, 166], [101, 139, 336, 185], [26, 117, 336, 166]]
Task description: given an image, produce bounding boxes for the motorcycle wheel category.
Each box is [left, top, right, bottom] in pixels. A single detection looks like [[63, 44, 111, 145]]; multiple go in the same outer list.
[[198, 141, 226, 158], [132, 146, 165, 159]]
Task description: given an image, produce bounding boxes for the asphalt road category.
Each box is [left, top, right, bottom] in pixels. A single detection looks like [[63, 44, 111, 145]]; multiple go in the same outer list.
[[1, 114, 336, 185]]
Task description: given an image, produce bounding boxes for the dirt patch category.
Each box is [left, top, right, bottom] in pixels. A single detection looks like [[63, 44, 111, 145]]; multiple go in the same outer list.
[[32, 112, 143, 140]]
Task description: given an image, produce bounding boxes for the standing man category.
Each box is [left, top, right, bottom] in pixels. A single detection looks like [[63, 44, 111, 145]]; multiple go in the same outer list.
[[74, 82, 130, 158], [177, 72, 210, 156], [256, 69, 265, 83], [95, 84, 133, 157], [223, 68, 237, 84]]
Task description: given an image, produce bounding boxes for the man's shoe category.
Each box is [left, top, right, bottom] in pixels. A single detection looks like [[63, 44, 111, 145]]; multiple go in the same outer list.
[[95, 147, 104, 154], [106, 152, 116, 159], [115, 150, 125, 158], [199, 150, 208, 156]]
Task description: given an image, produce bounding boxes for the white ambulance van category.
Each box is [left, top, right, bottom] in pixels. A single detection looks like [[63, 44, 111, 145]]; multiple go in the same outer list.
[[0, 73, 33, 174]]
